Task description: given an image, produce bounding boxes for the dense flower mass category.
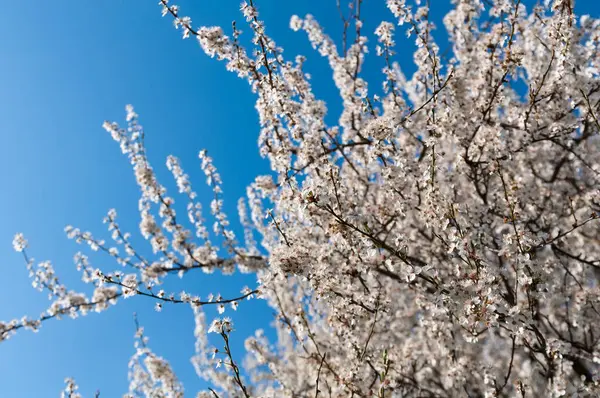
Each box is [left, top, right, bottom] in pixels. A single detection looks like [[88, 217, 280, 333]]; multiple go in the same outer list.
[[6, 0, 600, 396]]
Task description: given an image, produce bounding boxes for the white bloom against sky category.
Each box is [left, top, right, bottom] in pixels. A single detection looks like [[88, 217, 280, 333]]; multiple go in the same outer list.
[[2, 0, 600, 397]]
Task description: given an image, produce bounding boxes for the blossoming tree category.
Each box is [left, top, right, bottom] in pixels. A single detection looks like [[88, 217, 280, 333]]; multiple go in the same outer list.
[[5, 0, 600, 396]]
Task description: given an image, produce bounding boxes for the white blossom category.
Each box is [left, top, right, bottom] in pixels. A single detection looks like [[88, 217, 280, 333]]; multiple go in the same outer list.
[[12, 233, 27, 252]]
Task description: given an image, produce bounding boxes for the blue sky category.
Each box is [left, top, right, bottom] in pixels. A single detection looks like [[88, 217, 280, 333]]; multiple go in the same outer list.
[[0, 0, 598, 396]]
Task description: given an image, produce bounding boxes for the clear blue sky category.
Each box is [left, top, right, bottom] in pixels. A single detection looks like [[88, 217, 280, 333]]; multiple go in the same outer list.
[[0, 1, 597, 396]]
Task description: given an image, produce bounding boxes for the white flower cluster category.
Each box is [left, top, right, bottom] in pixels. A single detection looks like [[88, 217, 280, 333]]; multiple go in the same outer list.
[[60, 378, 82, 398], [126, 323, 184, 398], [12, 233, 27, 252]]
